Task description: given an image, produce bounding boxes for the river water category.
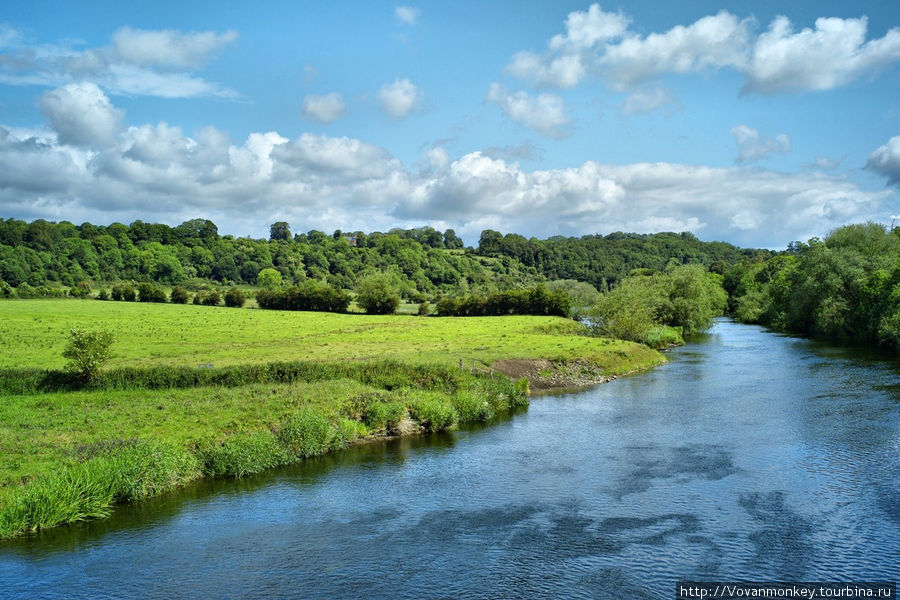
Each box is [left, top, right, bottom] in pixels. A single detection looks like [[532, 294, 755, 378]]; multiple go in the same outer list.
[[1, 320, 898, 599]]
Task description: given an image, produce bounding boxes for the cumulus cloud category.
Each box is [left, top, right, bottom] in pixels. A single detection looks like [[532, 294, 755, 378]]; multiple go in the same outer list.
[[1, 106, 893, 248], [39, 82, 124, 147], [745, 16, 900, 94], [730, 125, 791, 163], [377, 78, 423, 118], [395, 6, 421, 26], [0, 25, 238, 98], [504, 5, 900, 97], [486, 83, 572, 139], [867, 135, 900, 186], [301, 92, 347, 123]]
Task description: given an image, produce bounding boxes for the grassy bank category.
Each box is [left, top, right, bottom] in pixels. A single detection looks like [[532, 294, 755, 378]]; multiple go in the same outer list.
[[0, 299, 665, 540], [0, 364, 528, 539]]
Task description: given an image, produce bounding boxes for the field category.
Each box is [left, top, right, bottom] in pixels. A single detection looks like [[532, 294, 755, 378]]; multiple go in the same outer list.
[[0, 299, 657, 371], [0, 299, 664, 539]]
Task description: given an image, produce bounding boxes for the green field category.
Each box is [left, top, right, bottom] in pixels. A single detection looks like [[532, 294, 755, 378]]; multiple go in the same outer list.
[[0, 299, 657, 371], [0, 299, 664, 539]]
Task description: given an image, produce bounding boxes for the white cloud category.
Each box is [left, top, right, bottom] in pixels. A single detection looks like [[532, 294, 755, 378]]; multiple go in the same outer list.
[[39, 82, 124, 147], [505, 51, 586, 89], [745, 16, 900, 94], [377, 78, 423, 118], [867, 135, 900, 186], [504, 7, 900, 97], [301, 92, 347, 123], [395, 6, 421, 26], [2, 108, 893, 248], [549, 4, 630, 51], [486, 83, 572, 139], [111, 26, 237, 70], [621, 86, 682, 115], [730, 125, 791, 163], [0, 26, 238, 98]]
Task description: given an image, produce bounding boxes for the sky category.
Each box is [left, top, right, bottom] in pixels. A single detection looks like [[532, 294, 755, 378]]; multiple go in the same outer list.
[[1, 0, 899, 248]]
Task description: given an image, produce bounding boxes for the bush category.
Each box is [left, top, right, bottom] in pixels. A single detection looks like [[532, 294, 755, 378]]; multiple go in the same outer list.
[[199, 290, 221, 306], [256, 281, 350, 313], [69, 281, 92, 298], [224, 287, 245, 308], [355, 273, 401, 315], [62, 329, 115, 382], [342, 392, 407, 434], [170, 286, 190, 304], [97, 288, 110, 301], [112, 283, 136, 302], [138, 283, 167, 303], [417, 301, 431, 316]]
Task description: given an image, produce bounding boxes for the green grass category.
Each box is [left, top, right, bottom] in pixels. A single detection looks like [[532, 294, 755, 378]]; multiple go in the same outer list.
[[0, 299, 659, 372], [0, 299, 665, 540]]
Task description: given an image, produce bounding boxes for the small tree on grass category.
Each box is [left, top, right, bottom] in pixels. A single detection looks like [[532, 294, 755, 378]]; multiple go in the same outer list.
[[355, 272, 401, 314], [224, 287, 245, 308], [63, 329, 115, 383]]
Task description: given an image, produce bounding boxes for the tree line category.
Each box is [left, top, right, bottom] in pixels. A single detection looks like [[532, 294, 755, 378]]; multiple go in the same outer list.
[[726, 222, 900, 351]]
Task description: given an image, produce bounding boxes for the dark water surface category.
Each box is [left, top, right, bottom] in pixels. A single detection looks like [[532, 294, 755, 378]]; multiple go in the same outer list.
[[2, 320, 898, 599]]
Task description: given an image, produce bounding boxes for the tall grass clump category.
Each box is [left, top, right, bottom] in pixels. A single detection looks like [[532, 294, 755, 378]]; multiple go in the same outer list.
[[200, 432, 291, 478], [341, 391, 407, 434], [0, 441, 200, 539], [277, 408, 339, 458], [407, 396, 458, 432], [452, 390, 496, 422]]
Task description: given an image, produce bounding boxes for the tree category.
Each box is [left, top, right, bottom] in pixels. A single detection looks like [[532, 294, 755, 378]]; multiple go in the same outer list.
[[170, 286, 190, 304], [63, 329, 115, 382], [355, 272, 401, 314], [257, 267, 283, 289], [224, 287, 245, 308], [270, 222, 292, 241]]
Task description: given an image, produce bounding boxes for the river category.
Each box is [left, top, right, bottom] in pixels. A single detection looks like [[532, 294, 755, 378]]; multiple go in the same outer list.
[[1, 320, 898, 599]]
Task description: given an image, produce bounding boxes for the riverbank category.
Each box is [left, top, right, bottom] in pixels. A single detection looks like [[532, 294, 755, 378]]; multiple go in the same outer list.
[[0, 300, 666, 540]]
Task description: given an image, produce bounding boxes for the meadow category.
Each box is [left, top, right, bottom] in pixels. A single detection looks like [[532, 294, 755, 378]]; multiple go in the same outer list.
[[0, 299, 657, 370], [0, 299, 664, 539]]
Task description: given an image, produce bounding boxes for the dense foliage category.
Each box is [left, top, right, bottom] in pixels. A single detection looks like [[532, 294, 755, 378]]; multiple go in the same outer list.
[[727, 223, 900, 350], [0, 218, 537, 299], [255, 280, 351, 313], [588, 265, 727, 345], [354, 272, 401, 314], [477, 229, 769, 288], [435, 284, 571, 317]]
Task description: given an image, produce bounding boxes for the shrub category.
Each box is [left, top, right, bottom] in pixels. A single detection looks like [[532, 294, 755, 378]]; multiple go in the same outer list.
[[62, 329, 115, 382], [417, 301, 431, 316], [202, 290, 221, 306], [97, 288, 110, 301], [138, 282, 167, 303], [170, 286, 190, 304], [224, 287, 245, 308], [112, 283, 136, 301], [69, 281, 92, 298]]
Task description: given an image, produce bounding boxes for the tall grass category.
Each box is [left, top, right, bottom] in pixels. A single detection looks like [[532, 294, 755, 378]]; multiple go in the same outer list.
[[0, 363, 531, 540], [0, 359, 471, 395]]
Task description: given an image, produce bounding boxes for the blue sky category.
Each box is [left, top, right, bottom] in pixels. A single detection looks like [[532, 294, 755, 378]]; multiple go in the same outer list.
[[1, 0, 899, 247]]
